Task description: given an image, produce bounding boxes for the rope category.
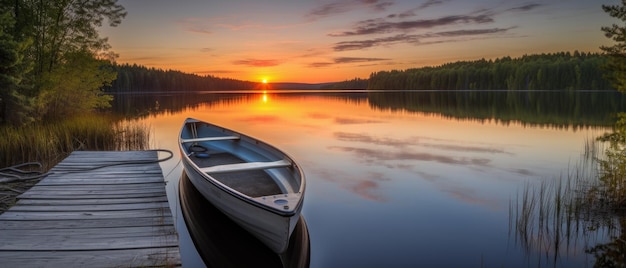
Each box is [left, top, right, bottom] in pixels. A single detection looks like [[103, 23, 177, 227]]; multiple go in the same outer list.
[[0, 162, 49, 184], [47, 149, 175, 174]]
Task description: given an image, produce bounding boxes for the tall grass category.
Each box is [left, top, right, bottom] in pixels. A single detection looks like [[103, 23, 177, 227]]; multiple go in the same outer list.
[[510, 134, 626, 266], [0, 114, 150, 170]]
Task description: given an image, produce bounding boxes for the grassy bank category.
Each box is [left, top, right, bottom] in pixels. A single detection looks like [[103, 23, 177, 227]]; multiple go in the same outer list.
[[0, 114, 151, 213], [0, 114, 151, 170]]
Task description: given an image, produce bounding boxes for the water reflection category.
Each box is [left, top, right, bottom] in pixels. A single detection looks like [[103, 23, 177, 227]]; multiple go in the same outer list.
[[113, 91, 626, 129], [130, 91, 625, 267], [179, 173, 310, 268], [509, 114, 626, 267], [367, 90, 626, 128]]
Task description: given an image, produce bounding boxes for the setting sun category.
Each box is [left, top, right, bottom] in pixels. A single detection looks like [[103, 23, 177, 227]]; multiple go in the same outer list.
[[262, 79, 268, 84]]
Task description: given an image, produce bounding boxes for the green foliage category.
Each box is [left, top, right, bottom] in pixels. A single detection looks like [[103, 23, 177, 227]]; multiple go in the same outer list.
[[601, 1, 626, 93], [0, 0, 126, 125], [368, 52, 611, 91], [17, 0, 127, 76], [595, 113, 626, 209], [36, 50, 116, 120], [0, 11, 33, 125]]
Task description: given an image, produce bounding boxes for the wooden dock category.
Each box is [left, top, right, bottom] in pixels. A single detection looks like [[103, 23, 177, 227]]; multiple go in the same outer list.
[[0, 151, 181, 267]]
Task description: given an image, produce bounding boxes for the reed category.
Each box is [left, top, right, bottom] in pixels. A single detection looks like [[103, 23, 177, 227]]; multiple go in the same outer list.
[[0, 114, 150, 170], [510, 132, 626, 266]]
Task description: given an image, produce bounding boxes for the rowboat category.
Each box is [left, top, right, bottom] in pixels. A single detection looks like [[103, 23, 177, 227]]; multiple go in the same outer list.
[[179, 118, 306, 253]]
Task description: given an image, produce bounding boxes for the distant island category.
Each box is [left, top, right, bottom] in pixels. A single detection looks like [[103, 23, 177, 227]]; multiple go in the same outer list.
[[106, 51, 612, 93]]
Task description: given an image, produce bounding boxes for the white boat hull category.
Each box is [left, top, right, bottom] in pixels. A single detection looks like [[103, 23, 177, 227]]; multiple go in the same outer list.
[[179, 118, 305, 253]]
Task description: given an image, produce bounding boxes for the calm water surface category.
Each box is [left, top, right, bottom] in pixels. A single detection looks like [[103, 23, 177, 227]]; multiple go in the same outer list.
[[127, 91, 621, 267]]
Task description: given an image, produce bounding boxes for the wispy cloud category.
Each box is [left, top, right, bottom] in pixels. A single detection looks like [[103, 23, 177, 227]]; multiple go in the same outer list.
[[195, 69, 236, 74], [240, 115, 281, 123], [350, 179, 387, 202], [333, 27, 513, 51], [335, 117, 385, 124], [418, 0, 448, 10], [336, 57, 389, 63], [329, 146, 492, 167], [330, 14, 494, 36], [309, 57, 390, 68], [232, 59, 282, 67], [387, 0, 451, 18], [306, 0, 394, 20], [507, 3, 543, 13], [334, 132, 511, 154], [324, 2, 541, 52], [305, 162, 391, 202], [178, 18, 214, 35]]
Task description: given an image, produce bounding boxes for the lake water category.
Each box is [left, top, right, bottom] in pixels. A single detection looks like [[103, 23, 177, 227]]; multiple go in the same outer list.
[[120, 90, 625, 267]]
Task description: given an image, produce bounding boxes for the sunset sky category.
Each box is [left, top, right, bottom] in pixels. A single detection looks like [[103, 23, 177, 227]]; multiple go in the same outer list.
[[99, 0, 616, 83]]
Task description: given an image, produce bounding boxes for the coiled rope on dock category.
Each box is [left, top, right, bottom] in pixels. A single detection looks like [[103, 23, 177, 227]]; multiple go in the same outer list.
[[0, 149, 175, 214], [0, 162, 49, 184], [49, 149, 174, 174]]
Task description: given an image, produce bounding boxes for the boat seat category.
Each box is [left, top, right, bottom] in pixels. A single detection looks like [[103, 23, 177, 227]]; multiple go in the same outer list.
[[201, 159, 292, 174], [181, 136, 240, 143]]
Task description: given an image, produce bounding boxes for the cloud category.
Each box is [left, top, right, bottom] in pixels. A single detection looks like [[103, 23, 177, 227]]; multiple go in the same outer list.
[[334, 34, 415, 51], [306, 0, 394, 20], [334, 132, 511, 154], [195, 69, 236, 74], [309, 62, 335, 68], [308, 113, 333, 120], [387, 0, 450, 18], [178, 18, 214, 35], [336, 57, 389, 63], [350, 180, 386, 202], [333, 27, 512, 51], [418, 0, 448, 10], [507, 168, 538, 176], [305, 162, 391, 202], [438, 184, 499, 209], [329, 146, 491, 167], [309, 57, 390, 68], [507, 3, 542, 13], [330, 14, 494, 36], [240, 115, 281, 124], [335, 132, 411, 147], [232, 59, 282, 67], [334, 117, 385, 124]]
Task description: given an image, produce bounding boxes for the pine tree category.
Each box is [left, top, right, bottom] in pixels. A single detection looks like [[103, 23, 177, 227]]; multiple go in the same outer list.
[[601, 1, 626, 93]]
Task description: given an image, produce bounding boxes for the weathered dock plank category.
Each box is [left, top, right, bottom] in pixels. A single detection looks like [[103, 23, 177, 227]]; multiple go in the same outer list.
[[0, 217, 175, 230], [16, 196, 169, 206], [0, 248, 181, 268], [0, 150, 181, 267]]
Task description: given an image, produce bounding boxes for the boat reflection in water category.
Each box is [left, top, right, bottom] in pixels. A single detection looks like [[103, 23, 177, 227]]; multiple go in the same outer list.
[[179, 173, 310, 267]]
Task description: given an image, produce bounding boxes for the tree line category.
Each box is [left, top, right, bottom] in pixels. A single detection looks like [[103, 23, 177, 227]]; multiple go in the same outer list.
[[367, 52, 613, 91], [320, 78, 368, 90], [107, 64, 257, 92]]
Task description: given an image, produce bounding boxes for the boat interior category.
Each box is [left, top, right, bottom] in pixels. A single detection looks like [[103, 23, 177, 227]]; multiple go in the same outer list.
[[182, 121, 302, 198], [189, 149, 283, 197]]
